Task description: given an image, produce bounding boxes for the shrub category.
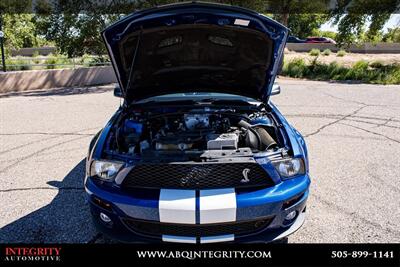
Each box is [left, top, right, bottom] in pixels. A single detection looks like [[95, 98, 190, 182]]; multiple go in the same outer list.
[[5, 58, 21, 71], [381, 64, 400, 84], [32, 51, 42, 64], [281, 59, 400, 84], [88, 55, 110, 67], [327, 62, 348, 80], [352, 60, 369, 70], [344, 61, 368, 81], [79, 54, 93, 66], [369, 61, 384, 69], [337, 49, 346, 57], [282, 58, 309, 78], [44, 54, 70, 69], [77, 54, 110, 67], [322, 49, 331, 56], [44, 56, 57, 69], [309, 49, 320, 56], [5, 56, 32, 71]]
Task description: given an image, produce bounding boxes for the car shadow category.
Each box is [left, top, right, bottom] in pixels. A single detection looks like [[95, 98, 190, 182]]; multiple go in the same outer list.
[[0, 84, 114, 99], [0, 159, 100, 243], [271, 237, 289, 244]]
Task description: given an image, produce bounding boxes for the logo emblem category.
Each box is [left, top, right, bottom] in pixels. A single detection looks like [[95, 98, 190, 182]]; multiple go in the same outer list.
[[241, 168, 251, 183], [180, 167, 204, 187]]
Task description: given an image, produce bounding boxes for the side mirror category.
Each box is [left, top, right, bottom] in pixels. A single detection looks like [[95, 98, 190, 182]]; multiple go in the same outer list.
[[114, 85, 123, 98], [271, 84, 281, 96]]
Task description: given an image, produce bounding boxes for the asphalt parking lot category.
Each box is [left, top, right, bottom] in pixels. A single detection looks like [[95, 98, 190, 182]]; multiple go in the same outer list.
[[0, 78, 399, 243]]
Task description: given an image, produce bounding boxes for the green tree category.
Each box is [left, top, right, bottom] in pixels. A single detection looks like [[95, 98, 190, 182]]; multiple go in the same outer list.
[[311, 29, 337, 40], [33, 0, 267, 57], [0, 0, 41, 58], [266, 1, 329, 24], [264, 0, 330, 38], [1, 14, 48, 57], [287, 14, 329, 38], [34, 0, 134, 57], [382, 27, 400, 43], [330, 0, 399, 46], [0, 0, 32, 13], [31, 0, 336, 56]]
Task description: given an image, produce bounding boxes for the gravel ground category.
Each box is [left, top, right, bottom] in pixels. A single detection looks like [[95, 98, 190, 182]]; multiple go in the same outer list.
[[285, 51, 400, 67], [0, 78, 399, 243]]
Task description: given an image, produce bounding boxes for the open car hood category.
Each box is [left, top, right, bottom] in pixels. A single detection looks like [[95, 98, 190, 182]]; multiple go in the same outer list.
[[102, 2, 288, 103]]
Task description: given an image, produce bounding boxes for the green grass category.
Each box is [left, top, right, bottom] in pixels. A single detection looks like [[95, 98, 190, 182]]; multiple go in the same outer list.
[[322, 49, 331, 56], [337, 49, 347, 57], [309, 49, 320, 56], [369, 61, 384, 69], [87, 55, 110, 67], [32, 51, 41, 64], [5, 56, 32, 71], [44, 54, 72, 69], [5, 54, 111, 71], [282, 58, 400, 84], [79, 54, 93, 66]]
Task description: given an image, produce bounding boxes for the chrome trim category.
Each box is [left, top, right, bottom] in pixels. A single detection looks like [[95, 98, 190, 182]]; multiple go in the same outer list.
[[114, 166, 134, 185]]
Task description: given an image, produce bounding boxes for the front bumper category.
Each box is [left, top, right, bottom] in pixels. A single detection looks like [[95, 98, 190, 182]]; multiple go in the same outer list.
[[85, 174, 310, 243]]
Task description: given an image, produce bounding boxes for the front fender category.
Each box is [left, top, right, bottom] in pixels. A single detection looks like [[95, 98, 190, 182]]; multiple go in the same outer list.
[[85, 108, 124, 184]]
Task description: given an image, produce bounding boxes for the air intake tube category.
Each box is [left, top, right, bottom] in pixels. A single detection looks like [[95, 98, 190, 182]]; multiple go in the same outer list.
[[238, 120, 278, 151]]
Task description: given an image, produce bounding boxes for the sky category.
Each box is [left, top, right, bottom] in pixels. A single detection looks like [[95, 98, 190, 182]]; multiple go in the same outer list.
[[320, 13, 400, 32]]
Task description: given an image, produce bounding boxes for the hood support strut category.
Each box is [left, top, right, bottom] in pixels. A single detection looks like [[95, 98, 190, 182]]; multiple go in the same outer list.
[[125, 26, 143, 94]]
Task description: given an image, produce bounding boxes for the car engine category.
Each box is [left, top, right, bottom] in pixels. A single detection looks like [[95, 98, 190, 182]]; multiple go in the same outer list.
[[105, 106, 282, 160]]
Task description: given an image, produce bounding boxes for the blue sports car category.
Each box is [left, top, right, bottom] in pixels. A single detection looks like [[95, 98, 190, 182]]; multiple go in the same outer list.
[[85, 2, 310, 243]]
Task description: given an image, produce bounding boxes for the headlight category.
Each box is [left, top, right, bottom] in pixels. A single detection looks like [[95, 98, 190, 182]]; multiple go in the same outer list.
[[272, 158, 305, 179], [90, 160, 123, 181]]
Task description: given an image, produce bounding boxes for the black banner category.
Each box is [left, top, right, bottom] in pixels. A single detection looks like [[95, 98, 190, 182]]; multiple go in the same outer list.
[[1, 244, 399, 266]]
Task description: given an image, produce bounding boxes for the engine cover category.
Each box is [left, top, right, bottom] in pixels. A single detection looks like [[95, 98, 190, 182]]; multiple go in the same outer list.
[[207, 133, 238, 150], [184, 114, 210, 130]]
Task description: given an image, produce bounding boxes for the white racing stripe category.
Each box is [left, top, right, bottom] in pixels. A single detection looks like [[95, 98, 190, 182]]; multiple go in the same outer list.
[[162, 235, 196, 244], [200, 234, 235, 244], [199, 188, 236, 224], [159, 189, 196, 224]]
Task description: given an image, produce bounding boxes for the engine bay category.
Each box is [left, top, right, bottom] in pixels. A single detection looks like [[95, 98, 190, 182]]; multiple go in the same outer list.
[[103, 103, 285, 161]]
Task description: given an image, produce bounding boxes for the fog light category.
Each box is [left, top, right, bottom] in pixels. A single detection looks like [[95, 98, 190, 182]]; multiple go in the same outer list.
[[285, 211, 297, 221], [100, 212, 112, 223]]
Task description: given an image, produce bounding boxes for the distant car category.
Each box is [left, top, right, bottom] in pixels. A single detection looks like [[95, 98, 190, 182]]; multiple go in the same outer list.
[[305, 37, 336, 44], [287, 36, 305, 43]]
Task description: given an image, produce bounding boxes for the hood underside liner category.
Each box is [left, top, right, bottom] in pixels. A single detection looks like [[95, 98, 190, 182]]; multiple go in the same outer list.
[[102, 3, 288, 103], [119, 24, 273, 102]]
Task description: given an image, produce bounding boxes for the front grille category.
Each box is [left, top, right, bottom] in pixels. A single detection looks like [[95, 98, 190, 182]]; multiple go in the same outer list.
[[121, 162, 274, 190], [122, 217, 274, 237]]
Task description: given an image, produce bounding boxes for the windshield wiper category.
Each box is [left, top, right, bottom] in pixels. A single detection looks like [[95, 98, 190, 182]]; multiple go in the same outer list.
[[130, 99, 198, 108], [131, 98, 258, 110], [200, 98, 256, 107]]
